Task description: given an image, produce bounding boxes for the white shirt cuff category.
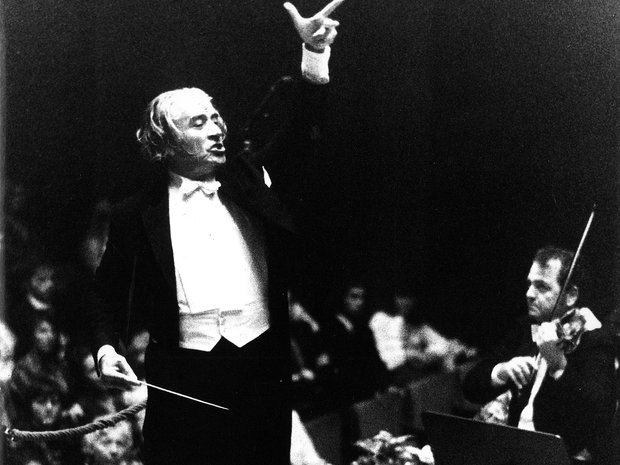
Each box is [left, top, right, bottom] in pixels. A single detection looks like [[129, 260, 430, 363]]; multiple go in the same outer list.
[[301, 44, 331, 84], [97, 345, 118, 369]]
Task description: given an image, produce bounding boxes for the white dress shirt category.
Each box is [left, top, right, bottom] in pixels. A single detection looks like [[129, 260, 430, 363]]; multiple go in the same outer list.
[[169, 172, 269, 351]]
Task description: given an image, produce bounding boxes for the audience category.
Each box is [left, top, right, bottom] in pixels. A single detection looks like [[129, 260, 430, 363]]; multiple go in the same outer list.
[[3, 181, 41, 312], [8, 264, 60, 360], [12, 314, 70, 396], [82, 418, 142, 465], [6, 348, 81, 465], [289, 293, 338, 418], [324, 281, 391, 405], [370, 289, 477, 385], [67, 345, 122, 422]]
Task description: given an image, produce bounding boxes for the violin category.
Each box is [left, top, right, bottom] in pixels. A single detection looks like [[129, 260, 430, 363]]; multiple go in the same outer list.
[[555, 308, 588, 353]]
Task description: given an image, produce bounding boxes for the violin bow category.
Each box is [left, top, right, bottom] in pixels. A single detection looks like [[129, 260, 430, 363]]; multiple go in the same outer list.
[[549, 204, 596, 322]]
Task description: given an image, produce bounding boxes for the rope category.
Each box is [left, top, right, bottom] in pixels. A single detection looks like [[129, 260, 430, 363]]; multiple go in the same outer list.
[[4, 400, 147, 443]]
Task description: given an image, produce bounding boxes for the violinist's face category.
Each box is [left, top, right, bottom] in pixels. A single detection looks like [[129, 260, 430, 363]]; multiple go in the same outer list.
[[525, 258, 563, 323]]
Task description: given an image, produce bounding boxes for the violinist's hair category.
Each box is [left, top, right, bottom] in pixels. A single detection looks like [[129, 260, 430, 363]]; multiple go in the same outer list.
[[136, 88, 227, 163], [533, 246, 590, 295]]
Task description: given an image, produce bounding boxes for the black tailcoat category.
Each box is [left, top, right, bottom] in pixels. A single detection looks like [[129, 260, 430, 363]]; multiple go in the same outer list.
[[87, 79, 328, 465]]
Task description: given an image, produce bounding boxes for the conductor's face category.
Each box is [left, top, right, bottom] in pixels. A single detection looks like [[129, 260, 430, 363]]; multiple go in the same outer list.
[[167, 89, 227, 180]]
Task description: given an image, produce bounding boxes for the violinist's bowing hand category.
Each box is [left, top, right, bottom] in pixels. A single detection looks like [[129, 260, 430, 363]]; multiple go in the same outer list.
[[536, 321, 567, 378], [491, 356, 537, 390]]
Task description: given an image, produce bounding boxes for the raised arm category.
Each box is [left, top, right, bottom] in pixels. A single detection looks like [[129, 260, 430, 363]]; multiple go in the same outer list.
[[284, 0, 344, 84]]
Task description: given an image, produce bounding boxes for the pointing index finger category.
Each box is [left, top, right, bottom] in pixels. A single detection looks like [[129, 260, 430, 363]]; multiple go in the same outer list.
[[318, 0, 344, 17]]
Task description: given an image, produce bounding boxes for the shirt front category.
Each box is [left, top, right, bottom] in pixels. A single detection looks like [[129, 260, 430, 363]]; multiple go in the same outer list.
[[168, 172, 270, 351], [369, 312, 407, 370]]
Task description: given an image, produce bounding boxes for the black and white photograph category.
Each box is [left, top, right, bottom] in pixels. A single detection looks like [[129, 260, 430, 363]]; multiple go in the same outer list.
[[1, 1, 619, 464]]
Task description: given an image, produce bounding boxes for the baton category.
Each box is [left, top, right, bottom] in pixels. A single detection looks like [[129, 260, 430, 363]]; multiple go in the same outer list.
[[139, 380, 229, 411]]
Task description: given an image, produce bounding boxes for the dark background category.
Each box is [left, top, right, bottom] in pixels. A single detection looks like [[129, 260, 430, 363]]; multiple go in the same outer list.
[[4, 0, 619, 350]]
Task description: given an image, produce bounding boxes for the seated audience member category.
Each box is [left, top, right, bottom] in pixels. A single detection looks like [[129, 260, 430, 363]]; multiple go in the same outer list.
[[14, 314, 69, 390], [463, 246, 616, 464], [6, 355, 81, 465], [8, 263, 59, 359], [325, 282, 390, 405], [289, 293, 337, 416], [368, 291, 409, 374], [399, 291, 476, 372], [290, 293, 322, 382], [370, 289, 476, 385], [82, 418, 142, 465]]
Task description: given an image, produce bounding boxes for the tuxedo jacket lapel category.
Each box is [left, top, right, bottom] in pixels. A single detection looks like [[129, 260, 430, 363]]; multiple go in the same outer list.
[[141, 183, 176, 292], [219, 167, 295, 234]]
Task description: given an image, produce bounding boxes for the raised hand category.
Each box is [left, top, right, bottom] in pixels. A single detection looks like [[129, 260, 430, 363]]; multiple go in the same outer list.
[[283, 0, 344, 51]]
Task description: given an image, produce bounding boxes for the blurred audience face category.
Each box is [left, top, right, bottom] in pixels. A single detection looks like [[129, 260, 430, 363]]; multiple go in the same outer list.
[[29, 264, 56, 302], [31, 392, 62, 428], [86, 420, 134, 465], [343, 286, 366, 317], [394, 293, 415, 317], [33, 319, 58, 355], [58, 332, 69, 360]]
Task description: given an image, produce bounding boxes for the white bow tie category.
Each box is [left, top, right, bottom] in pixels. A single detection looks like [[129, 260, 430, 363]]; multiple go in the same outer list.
[[180, 179, 221, 199]]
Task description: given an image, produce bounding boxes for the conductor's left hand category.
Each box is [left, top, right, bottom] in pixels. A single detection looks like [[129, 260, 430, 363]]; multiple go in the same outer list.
[[283, 0, 344, 51]]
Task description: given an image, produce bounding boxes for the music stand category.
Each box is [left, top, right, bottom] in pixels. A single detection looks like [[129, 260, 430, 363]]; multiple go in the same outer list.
[[422, 411, 572, 465]]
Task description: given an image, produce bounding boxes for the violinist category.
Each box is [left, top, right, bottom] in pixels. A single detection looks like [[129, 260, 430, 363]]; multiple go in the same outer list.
[[462, 246, 616, 464]]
